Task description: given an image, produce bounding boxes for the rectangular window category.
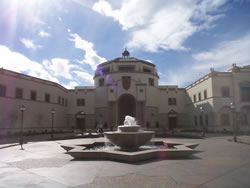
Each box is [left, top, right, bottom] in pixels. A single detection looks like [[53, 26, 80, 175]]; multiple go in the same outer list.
[[200, 115, 203, 126], [118, 65, 135, 72], [205, 114, 209, 126], [149, 78, 154, 86], [62, 97, 64, 106], [45, 93, 50, 103], [58, 96, 61, 104], [143, 67, 152, 73], [0, 84, 6, 97], [99, 78, 104, 87], [198, 92, 201, 101], [30, 90, 36, 101], [77, 98, 85, 106], [221, 86, 230, 97], [16, 88, 23, 99], [204, 90, 207, 99], [240, 87, 250, 102], [193, 94, 196, 102], [168, 98, 176, 105], [65, 99, 68, 106], [221, 113, 230, 126], [194, 116, 197, 126], [102, 67, 110, 74]]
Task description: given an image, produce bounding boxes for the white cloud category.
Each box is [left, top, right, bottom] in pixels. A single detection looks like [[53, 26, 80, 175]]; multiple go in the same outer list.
[[69, 33, 107, 70], [20, 38, 42, 49], [42, 58, 76, 79], [93, 0, 228, 52], [39, 30, 50, 37], [192, 32, 250, 70], [62, 81, 79, 89], [0, 45, 58, 83], [73, 71, 94, 84]]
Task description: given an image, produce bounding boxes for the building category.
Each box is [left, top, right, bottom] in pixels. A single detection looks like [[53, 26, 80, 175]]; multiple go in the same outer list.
[[0, 51, 250, 135]]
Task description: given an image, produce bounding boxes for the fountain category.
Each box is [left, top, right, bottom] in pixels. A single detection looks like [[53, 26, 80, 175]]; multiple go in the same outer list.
[[61, 115, 199, 163], [104, 116, 154, 151]]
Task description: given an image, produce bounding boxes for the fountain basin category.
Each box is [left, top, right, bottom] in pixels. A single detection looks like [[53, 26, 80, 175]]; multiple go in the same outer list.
[[104, 131, 154, 151], [118, 125, 140, 132]]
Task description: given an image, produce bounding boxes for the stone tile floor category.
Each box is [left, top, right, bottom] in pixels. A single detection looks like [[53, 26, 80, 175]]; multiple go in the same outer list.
[[0, 136, 250, 187]]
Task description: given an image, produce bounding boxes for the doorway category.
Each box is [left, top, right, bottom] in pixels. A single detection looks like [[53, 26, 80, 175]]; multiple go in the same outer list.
[[118, 94, 136, 125]]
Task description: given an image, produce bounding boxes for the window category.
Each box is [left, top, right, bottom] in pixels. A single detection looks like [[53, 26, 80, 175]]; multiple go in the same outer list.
[[102, 67, 110, 74], [118, 65, 135, 72], [194, 116, 198, 126], [65, 99, 68, 106], [99, 78, 104, 87], [62, 97, 64, 106], [205, 114, 209, 126], [221, 113, 230, 126], [204, 90, 207, 99], [30, 90, 36, 101], [193, 94, 196, 102], [149, 78, 154, 86], [58, 96, 61, 104], [200, 115, 203, 126], [77, 98, 85, 106], [221, 86, 230, 97], [168, 98, 176, 105], [0, 84, 6, 97], [240, 87, 250, 102], [198, 92, 201, 101], [16, 88, 23, 99], [45, 93, 50, 103], [143, 67, 152, 73]]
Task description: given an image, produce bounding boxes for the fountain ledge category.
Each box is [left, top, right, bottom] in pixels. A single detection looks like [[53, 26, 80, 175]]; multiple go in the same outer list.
[[61, 141, 199, 163]]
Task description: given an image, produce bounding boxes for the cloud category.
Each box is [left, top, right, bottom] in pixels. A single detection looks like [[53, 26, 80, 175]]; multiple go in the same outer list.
[[42, 58, 76, 79], [39, 30, 50, 37], [0, 45, 58, 83], [69, 33, 107, 70], [62, 81, 79, 89], [20, 38, 43, 49], [73, 70, 94, 84], [192, 32, 250, 70], [159, 32, 250, 87], [93, 0, 228, 52]]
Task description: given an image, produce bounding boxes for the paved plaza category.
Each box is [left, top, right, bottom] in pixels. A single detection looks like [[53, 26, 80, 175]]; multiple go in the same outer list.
[[0, 135, 250, 188]]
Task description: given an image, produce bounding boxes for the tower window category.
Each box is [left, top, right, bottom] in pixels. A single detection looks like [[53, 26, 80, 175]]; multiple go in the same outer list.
[[149, 78, 154, 86], [99, 78, 104, 87]]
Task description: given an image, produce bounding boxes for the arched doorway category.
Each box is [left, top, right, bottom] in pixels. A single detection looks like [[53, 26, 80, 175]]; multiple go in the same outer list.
[[118, 94, 136, 125]]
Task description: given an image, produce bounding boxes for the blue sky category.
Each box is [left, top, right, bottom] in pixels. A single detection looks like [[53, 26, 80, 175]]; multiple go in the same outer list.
[[0, 0, 249, 88]]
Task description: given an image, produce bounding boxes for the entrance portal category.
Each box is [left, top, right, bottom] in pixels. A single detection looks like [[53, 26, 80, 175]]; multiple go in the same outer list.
[[168, 110, 177, 130], [118, 94, 136, 125]]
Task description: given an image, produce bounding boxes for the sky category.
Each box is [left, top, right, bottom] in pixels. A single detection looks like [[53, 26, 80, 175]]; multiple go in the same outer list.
[[0, 0, 249, 89]]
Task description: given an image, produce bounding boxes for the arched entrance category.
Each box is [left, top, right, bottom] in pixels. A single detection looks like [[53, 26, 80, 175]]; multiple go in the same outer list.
[[118, 94, 136, 125]]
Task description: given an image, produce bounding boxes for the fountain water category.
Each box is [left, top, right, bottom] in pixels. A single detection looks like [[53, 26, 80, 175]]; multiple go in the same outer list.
[[104, 116, 155, 151]]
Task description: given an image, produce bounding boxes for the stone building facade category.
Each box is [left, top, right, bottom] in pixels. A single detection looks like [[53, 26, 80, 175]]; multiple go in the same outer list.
[[0, 54, 250, 135]]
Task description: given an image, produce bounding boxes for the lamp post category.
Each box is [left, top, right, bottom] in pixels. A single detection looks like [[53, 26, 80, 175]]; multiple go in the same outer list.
[[199, 107, 205, 137], [80, 111, 85, 136], [230, 102, 237, 142], [20, 105, 25, 150], [51, 109, 55, 139]]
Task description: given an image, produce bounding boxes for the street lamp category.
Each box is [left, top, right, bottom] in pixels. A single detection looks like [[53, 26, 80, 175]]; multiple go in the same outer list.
[[80, 111, 85, 136], [199, 107, 205, 137], [51, 109, 55, 139], [20, 105, 25, 150], [230, 102, 237, 142]]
